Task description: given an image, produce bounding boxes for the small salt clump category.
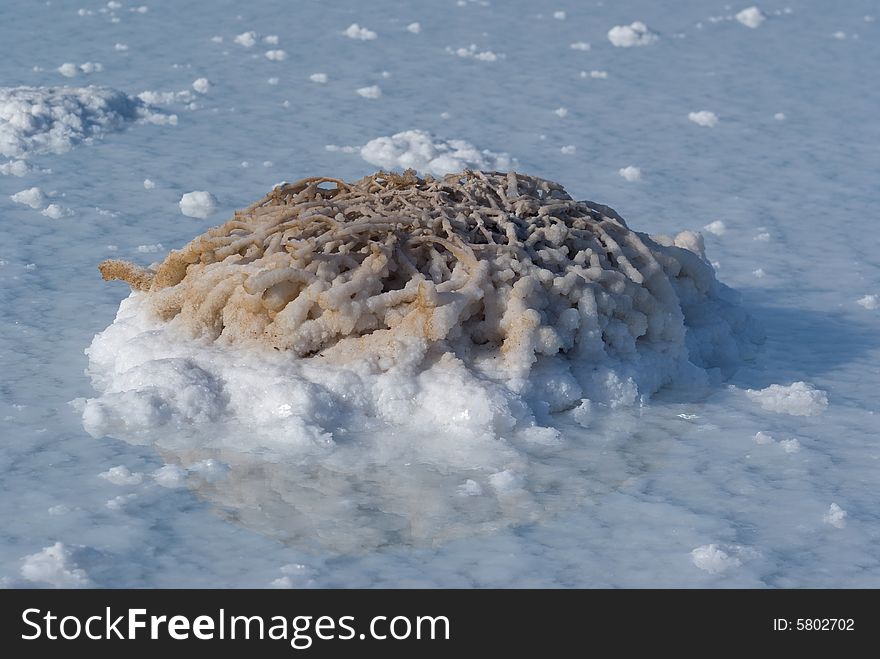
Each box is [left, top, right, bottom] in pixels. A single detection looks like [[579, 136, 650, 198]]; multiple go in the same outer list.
[[608, 22, 658, 47], [179, 191, 217, 218]]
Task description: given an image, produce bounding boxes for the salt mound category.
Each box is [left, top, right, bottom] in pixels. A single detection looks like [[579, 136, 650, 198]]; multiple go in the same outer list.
[[0, 86, 166, 159], [83, 169, 760, 550], [98, 170, 756, 392]]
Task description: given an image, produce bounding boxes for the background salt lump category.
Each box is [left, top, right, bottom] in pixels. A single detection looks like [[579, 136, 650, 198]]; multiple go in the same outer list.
[[179, 191, 217, 218], [745, 381, 828, 416], [689, 111, 719, 127], [20, 542, 91, 588], [608, 22, 658, 47], [361, 130, 514, 176], [0, 86, 164, 159], [10, 186, 46, 209], [736, 7, 766, 28], [691, 544, 741, 574]]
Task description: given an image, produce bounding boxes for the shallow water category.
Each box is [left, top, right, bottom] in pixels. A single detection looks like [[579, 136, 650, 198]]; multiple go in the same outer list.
[[1, 0, 878, 587]]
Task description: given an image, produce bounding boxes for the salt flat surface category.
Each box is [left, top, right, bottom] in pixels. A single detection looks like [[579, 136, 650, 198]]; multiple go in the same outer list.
[[1, 0, 878, 588]]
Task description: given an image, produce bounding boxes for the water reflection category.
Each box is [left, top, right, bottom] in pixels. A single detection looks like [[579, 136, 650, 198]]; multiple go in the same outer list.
[[102, 404, 688, 553]]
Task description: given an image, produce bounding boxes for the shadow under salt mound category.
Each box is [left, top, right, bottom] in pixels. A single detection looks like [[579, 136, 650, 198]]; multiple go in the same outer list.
[[725, 296, 880, 391]]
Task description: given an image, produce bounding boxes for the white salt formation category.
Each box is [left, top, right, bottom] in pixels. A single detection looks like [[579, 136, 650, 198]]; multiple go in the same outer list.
[[691, 544, 741, 574], [0, 86, 164, 159], [84, 169, 759, 549], [361, 130, 514, 176], [823, 503, 847, 528], [20, 542, 91, 588], [179, 190, 217, 218], [689, 111, 719, 127], [745, 381, 828, 416], [736, 7, 766, 29], [608, 22, 658, 48]]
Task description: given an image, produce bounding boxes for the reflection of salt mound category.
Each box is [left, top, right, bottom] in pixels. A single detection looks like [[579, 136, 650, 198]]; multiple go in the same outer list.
[[0, 86, 165, 159], [84, 169, 760, 550]]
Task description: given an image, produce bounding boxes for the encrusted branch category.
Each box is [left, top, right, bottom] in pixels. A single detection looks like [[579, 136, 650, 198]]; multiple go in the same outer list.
[[100, 170, 713, 373]]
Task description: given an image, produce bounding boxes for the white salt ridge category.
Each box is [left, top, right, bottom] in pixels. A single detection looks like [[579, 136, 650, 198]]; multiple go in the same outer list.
[[779, 438, 800, 453], [153, 464, 187, 488], [489, 470, 524, 493], [608, 22, 658, 47], [448, 45, 503, 61], [704, 220, 726, 235], [619, 165, 641, 182], [143, 113, 178, 127], [265, 50, 288, 61], [325, 144, 358, 153], [179, 191, 217, 218], [99, 465, 144, 485], [823, 503, 847, 528], [0, 159, 29, 176], [234, 31, 257, 48], [42, 204, 73, 219], [136, 243, 164, 253], [736, 7, 766, 29], [689, 111, 719, 127], [270, 564, 315, 589], [20, 542, 91, 588], [753, 430, 774, 444], [58, 63, 79, 78], [59, 62, 104, 77], [457, 479, 483, 496], [745, 382, 828, 416], [691, 544, 742, 574], [192, 78, 210, 94], [10, 186, 46, 209], [356, 85, 382, 99], [344, 24, 377, 40], [137, 89, 195, 105], [106, 494, 137, 510], [856, 295, 878, 310], [0, 86, 168, 159], [360, 130, 514, 176]]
